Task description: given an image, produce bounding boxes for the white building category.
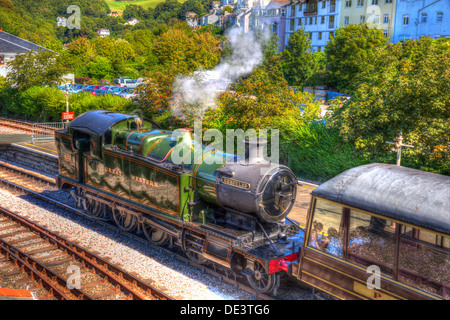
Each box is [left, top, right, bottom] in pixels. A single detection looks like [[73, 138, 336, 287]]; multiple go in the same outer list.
[[200, 12, 220, 26], [251, 0, 289, 51], [0, 29, 49, 78], [56, 16, 68, 27], [125, 18, 140, 26], [393, 0, 449, 43], [97, 28, 110, 37], [285, 0, 341, 52]]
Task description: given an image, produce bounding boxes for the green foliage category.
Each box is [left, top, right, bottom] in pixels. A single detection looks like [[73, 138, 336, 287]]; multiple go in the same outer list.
[[329, 37, 450, 175], [202, 66, 320, 141], [281, 28, 319, 87], [178, 0, 207, 19], [325, 24, 387, 92], [86, 56, 112, 79], [5, 50, 68, 91], [280, 122, 368, 182], [0, 86, 135, 121]]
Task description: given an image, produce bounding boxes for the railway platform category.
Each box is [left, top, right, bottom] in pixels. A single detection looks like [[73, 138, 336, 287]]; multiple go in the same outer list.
[[0, 134, 58, 158]]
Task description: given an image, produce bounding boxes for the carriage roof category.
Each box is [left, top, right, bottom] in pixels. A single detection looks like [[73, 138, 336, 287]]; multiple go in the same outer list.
[[312, 163, 450, 235]]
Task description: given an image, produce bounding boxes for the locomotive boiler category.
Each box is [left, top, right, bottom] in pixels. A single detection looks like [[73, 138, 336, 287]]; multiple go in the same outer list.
[[55, 110, 302, 294]]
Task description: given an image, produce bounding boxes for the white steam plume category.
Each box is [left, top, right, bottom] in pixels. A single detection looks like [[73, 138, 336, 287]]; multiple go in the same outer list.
[[170, 27, 268, 121]]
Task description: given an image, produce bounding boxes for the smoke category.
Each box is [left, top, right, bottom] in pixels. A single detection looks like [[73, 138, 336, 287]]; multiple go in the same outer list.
[[170, 27, 268, 121]]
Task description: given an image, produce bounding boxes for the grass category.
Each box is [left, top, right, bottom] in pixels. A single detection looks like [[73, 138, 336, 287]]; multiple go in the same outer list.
[[105, 0, 171, 14]]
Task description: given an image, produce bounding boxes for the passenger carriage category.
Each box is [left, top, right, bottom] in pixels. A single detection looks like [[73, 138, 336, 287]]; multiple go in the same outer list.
[[293, 163, 450, 300]]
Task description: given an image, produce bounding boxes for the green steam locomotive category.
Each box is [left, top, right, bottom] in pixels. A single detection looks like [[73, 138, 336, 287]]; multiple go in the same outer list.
[[55, 110, 301, 294]]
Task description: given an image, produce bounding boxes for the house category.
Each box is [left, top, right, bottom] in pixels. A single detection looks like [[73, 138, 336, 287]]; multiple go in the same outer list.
[[393, 0, 449, 42], [251, 0, 289, 51], [185, 12, 199, 28], [187, 16, 200, 28], [56, 16, 68, 27], [108, 12, 119, 17], [285, 0, 341, 52], [200, 12, 220, 26], [97, 28, 110, 37], [125, 18, 140, 26], [339, 0, 396, 40], [0, 29, 49, 77]]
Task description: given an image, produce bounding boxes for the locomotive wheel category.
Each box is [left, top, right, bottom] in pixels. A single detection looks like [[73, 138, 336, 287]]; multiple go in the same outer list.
[[86, 198, 111, 220], [185, 249, 207, 265], [112, 208, 138, 232], [142, 221, 169, 246], [246, 261, 276, 293]]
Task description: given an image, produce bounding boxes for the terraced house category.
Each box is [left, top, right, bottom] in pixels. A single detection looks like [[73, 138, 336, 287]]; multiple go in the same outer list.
[[392, 0, 449, 42], [339, 0, 397, 39], [285, 0, 342, 52], [279, 0, 449, 53]]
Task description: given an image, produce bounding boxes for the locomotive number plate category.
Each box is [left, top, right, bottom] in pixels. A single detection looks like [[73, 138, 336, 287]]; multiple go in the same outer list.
[[221, 177, 250, 190]]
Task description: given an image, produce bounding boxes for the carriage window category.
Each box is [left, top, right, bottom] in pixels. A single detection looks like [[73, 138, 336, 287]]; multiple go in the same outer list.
[[348, 210, 396, 276], [308, 199, 344, 258], [399, 233, 450, 297]]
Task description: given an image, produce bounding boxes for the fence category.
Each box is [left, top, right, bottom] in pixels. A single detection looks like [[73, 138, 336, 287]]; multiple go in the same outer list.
[[31, 122, 70, 143]]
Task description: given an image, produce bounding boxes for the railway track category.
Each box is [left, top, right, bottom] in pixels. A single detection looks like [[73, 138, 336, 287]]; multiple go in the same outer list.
[[0, 160, 276, 299], [0, 117, 57, 135], [0, 119, 318, 300], [0, 163, 172, 300], [0, 205, 172, 300]]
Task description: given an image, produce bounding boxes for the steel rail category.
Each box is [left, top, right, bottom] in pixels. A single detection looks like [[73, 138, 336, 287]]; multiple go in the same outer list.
[[0, 179, 172, 300]]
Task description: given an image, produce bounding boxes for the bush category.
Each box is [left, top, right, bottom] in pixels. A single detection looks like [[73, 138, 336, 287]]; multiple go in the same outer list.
[[15, 86, 65, 121], [0, 86, 137, 122], [280, 121, 369, 182]]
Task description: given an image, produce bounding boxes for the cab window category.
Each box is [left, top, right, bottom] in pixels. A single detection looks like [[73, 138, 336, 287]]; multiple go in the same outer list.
[[308, 199, 344, 258]]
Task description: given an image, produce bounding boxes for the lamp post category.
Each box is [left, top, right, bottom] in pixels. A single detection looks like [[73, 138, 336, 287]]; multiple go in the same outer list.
[[64, 89, 69, 123]]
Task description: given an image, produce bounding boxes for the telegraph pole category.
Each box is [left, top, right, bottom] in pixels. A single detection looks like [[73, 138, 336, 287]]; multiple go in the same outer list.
[[386, 131, 414, 166]]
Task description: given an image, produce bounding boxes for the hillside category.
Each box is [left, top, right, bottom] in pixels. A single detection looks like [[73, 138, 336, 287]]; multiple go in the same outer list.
[[105, 0, 166, 15], [0, 0, 204, 47], [0, 0, 115, 47]]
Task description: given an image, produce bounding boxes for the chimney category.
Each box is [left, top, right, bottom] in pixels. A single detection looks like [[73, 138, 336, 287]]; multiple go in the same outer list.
[[244, 137, 267, 164]]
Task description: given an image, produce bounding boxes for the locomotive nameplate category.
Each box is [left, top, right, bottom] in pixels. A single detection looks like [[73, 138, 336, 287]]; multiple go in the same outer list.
[[221, 177, 250, 190]]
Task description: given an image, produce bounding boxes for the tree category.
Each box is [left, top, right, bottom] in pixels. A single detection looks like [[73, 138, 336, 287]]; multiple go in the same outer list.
[[178, 0, 207, 19], [325, 24, 387, 92], [281, 28, 318, 88], [86, 56, 112, 79], [203, 66, 320, 132], [5, 49, 67, 91], [329, 37, 450, 175], [135, 25, 221, 117]]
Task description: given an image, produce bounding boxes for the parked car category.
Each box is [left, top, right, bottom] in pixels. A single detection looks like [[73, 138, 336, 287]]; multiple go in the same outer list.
[[69, 84, 87, 93], [113, 77, 144, 88], [111, 87, 129, 95], [116, 88, 137, 99], [82, 85, 104, 93]]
